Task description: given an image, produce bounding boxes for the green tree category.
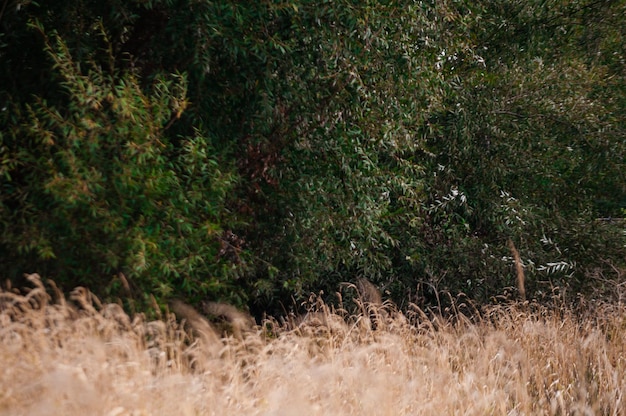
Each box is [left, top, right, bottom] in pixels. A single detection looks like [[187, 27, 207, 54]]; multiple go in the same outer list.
[[415, 0, 626, 302], [1, 0, 624, 314]]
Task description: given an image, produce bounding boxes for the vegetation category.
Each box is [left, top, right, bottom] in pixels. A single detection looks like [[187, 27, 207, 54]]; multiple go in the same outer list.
[[2, 275, 626, 415], [1, 1, 625, 314]]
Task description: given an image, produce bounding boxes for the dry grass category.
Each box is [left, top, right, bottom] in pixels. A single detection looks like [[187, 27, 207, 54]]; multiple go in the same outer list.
[[2, 275, 626, 415]]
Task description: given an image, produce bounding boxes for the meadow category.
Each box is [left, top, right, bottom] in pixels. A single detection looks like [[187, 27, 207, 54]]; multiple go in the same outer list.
[[1, 274, 625, 415]]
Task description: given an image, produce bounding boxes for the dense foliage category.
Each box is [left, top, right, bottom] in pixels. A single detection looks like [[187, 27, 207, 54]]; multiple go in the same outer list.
[[1, 0, 624, 314]]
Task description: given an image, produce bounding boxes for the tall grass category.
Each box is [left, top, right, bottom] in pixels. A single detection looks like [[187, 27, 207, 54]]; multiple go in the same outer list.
[[1, 274, 625, 415]]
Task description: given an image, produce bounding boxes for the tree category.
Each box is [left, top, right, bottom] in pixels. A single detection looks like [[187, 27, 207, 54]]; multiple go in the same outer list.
[[415, 0, 626, 303], [1, 0, 624, 314]]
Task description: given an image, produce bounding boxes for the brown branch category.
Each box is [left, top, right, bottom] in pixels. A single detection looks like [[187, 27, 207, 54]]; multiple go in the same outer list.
[[508, 239, 526, 302]]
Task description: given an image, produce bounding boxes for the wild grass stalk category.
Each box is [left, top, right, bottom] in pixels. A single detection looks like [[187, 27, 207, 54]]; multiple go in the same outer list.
[[1, 275, 625, 415]]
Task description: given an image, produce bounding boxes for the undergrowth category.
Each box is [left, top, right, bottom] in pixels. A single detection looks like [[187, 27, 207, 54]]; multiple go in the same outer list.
[[1, 274, 625, 415]]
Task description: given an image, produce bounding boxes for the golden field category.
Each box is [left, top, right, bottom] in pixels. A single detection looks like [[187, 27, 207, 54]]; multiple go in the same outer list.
[[1, 275, 625, 416]]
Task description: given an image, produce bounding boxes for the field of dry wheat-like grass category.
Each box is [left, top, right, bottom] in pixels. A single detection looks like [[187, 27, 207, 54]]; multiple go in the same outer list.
[[1, 274, 625, 416]]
